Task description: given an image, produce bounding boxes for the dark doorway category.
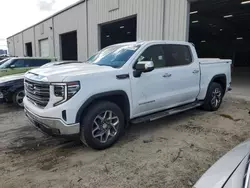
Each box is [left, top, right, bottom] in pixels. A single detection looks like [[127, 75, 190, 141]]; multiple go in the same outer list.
[[100, 16, 137, 49], [60, 31, 78, 60], [25, 42, 32, 57], [189, 0, 250, 68]]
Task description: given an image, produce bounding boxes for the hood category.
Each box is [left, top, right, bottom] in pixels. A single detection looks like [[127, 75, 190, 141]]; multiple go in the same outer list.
[[41, 61, 82, 68], [194, 139, 250, 188], [0, 73, 24, 84], [25, 63, 115, 82]]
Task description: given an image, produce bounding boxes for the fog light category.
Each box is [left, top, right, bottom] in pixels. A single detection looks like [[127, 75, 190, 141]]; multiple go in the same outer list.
[[0, 92, 3, 99]]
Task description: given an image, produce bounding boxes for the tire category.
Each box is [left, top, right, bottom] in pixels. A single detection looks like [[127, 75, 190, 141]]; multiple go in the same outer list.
[[80, 101, 125, 150], [201, 82, 223, 111], [12, 89, 25, 108]]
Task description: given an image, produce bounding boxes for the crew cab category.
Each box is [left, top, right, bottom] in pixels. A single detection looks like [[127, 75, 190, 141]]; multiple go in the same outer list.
[[23, 41, 232, 150]]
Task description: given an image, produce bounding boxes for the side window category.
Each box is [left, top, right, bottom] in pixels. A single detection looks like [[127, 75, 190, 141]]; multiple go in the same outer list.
[[11, 59, 26, 68], [137, 45, 166, 68], [30, 59, 51, 67], [164, 45, 193, 67]]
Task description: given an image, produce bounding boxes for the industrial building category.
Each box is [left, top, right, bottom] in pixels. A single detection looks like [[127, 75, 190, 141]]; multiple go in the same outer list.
[[7, 0, 250, 71], [7, 0, 191, 61]]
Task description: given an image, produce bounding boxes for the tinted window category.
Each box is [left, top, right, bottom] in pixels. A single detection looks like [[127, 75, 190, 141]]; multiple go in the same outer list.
[[29, 59, 51, 67], [12, 59, 29, 68], [137, 45, 166, 68], [164, 45, 192, 67]]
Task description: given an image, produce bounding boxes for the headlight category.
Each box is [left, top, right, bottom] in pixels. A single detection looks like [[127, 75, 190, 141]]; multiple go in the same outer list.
[[52, 81, 80, 106]]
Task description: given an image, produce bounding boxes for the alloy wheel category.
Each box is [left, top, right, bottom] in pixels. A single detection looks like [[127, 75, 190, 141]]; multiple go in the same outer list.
[[15, 90, 25, 107], [92, 110, 120, 143], [211, 88, 222, 108]]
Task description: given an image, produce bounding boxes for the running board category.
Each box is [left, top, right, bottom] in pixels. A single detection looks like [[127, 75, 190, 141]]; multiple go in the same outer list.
[[131, 101, 203, 124]]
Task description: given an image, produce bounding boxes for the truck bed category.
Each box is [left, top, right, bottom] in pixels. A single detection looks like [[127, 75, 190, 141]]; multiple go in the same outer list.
[[197, 59, 232, 100], [199, 58, 231, 64]]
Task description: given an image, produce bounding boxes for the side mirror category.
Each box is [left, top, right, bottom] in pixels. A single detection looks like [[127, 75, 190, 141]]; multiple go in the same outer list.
[[135, 61, 154, 72], [134, 61, 154, 77], [10, 64, 15, 69]]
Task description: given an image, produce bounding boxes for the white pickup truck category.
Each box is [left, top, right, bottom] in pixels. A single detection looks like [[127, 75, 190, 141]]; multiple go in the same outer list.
[[24, 41, 232, 150]]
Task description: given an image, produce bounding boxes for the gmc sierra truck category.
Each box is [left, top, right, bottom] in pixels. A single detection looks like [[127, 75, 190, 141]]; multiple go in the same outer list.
[[24, 41, 232, 150]]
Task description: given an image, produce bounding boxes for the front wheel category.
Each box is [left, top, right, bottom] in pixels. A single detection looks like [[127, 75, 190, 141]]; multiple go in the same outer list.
[[201, 82, 223, 111], [12, 89, 25, 108], [80, 101, 125, 150]]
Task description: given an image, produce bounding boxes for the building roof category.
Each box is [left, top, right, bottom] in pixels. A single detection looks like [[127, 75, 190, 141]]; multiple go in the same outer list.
[[7, 0, 86, 39]]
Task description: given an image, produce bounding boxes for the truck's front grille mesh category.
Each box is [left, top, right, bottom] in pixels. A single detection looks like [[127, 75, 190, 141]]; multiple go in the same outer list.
[[24, 79, 50, 108]]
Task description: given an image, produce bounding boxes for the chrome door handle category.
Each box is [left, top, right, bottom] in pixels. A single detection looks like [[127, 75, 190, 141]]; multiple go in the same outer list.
[[193, 70, 200, 74], [163, 73, 172, 78]]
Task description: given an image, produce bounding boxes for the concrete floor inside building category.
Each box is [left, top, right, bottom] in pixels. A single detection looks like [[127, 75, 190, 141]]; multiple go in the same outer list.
[[231, 67, 250, 101]]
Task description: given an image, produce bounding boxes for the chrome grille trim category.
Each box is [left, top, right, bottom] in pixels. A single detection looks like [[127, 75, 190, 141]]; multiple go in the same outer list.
[[24, 79, 50, 108]]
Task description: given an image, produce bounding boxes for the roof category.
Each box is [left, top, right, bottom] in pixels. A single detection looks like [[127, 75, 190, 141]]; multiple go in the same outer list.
[[7, 0, 86, 39], [111, 40, 191, 47]]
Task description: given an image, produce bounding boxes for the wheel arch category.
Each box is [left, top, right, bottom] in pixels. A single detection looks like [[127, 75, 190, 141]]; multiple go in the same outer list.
[[209, 74, 227, 96], [76, 90, 130, 126], [203, 74, 227, 100]]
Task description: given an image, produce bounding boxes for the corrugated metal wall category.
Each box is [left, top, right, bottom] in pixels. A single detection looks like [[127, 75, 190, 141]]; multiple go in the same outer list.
[[23, 28, 35, 56], [7, 37, 14, 56], [34, 18, 54, 57], [7, 0, 190, 60], [13, 33, 23, 56], [87, 0, 164, 56], [53, 2, 88, 61], [164, 0, 189, 41]]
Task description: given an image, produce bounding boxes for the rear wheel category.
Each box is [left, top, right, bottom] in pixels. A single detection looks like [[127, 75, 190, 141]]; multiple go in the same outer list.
[[202, 82, 223, 111], [12, 89, 25, 108], [80, 101, 125, 150]]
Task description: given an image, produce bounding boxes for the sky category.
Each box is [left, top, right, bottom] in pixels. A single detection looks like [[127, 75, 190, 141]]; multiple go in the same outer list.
[[0, 0, 79, 50]]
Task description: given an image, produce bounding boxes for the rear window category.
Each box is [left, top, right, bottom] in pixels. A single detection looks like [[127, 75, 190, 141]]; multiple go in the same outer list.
[[164, 45, 193, 67]]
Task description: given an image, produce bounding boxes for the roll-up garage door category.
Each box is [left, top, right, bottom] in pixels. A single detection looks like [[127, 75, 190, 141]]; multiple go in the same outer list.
[[39, 38, 49, 57]]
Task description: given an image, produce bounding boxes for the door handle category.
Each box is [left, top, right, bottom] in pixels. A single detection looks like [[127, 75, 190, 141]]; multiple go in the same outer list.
[[163, 73, 172, 78], [193, 70, 200, 74]]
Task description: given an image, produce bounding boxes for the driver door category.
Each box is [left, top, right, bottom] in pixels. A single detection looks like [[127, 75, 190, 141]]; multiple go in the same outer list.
[[7, 59, 30, 76], [130, 44, 171, 117]]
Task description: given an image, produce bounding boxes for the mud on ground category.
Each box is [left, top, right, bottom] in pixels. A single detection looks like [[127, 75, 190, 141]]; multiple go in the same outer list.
[[0, 95, 250, 188]]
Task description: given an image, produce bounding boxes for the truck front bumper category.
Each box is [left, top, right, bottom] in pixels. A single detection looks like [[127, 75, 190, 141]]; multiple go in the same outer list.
[[24, 107, 80, 136]]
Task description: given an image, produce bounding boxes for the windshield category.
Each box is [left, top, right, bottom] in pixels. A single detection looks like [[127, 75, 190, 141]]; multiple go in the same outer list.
[[0, 59, 14, 69], [0, 58, 9, 65], [87, 44, 141, 68]]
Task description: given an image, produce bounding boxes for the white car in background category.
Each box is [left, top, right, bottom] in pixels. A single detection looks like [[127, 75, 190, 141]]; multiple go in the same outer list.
[[194, 139, 250, 188]]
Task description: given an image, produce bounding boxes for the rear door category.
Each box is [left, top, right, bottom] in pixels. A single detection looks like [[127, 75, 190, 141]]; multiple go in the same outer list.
[[162, 44, 200, 106]]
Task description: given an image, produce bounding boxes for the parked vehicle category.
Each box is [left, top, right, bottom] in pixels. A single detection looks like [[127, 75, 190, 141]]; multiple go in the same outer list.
[[0, 74, 24, 107], [0, 57, 56, 77], [0, 54, 10, 61], [194, 139, 250, 188], [23, 41, 232, 150], [0, 61, 78, 107]]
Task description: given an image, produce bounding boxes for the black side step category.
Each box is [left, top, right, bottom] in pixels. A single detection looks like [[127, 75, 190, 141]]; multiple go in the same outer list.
[[131, 101, 203, 124]]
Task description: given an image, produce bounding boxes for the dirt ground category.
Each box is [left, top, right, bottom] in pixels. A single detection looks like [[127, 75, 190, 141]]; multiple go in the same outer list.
[[0, 95, 250, 188]]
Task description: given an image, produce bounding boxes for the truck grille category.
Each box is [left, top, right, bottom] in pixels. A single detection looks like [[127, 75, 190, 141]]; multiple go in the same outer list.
[[25, 79, 50, 108]]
